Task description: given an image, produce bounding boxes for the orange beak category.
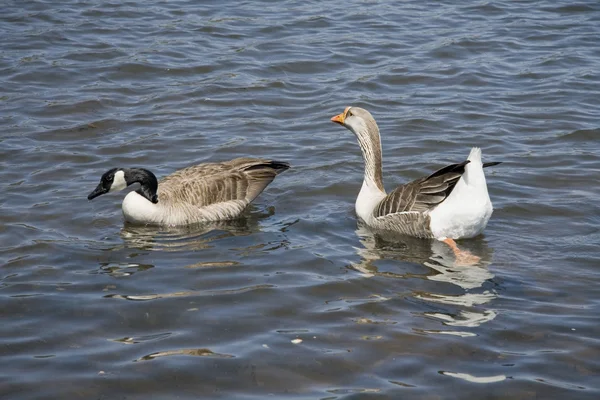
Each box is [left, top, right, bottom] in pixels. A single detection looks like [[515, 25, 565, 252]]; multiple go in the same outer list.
[[330, 106, 351, 125]]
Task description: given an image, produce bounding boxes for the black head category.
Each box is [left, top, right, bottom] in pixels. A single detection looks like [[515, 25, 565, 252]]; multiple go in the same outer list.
[[88, 168, 121, 200], [87, 167, 159, 204]]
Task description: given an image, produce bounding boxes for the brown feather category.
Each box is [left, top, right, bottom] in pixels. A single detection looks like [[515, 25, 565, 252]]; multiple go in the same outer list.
[[374, 161, 472, 218], [157, 158, 289, 208]]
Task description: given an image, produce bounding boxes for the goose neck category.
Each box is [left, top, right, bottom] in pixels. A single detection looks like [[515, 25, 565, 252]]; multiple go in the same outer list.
[[354, 125, 384, 193], [123, 168, 159, 204]]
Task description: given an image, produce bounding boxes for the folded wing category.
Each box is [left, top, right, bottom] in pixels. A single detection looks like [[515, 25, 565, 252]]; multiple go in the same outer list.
[[374, 161, 507, 218], [158, 158, 289, 207]]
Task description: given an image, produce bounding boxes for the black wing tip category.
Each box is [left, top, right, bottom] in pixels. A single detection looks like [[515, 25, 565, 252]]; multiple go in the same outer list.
[[425, 160, 470, 180], [244, 160, 291, 173], [483, 161, 502, 168], [269, 160, 291, 171]]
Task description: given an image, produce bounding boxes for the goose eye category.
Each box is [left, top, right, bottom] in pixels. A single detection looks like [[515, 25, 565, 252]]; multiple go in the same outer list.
[[107, 175, 114, 182], [346, 110, 353, 117]]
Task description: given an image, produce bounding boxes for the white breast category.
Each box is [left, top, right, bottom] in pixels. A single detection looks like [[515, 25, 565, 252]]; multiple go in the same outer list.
[[122, 192, 160, 224], [355, 179, 386, 223]]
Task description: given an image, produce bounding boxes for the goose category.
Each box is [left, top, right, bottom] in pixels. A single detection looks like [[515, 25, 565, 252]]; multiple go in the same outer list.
[[330, 106, 500, 257], [88, 158, 289, 226]]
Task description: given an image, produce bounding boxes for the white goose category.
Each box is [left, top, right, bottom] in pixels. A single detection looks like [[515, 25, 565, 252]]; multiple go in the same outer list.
[[331, 106, 499, 253], [88, 158, 289, 226]]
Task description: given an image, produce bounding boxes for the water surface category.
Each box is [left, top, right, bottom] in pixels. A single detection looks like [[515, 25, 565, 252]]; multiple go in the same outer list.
[[1, 1, 600, 399]]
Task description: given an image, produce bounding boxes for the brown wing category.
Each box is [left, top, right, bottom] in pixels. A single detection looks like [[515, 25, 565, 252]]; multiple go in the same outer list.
[[374, 161, 470, 217], [157, 158, 289, 207]]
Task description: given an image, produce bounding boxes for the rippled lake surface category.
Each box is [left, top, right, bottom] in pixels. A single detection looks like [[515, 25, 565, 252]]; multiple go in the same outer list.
[[2, 1, 600, 398]]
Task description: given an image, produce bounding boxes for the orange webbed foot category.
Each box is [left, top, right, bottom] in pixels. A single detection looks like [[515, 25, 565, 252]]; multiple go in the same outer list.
[[442, 238, 481, 266]]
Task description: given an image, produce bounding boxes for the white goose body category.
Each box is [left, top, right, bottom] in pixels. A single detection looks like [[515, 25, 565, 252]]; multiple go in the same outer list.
[[121, 191, 249, 225], [88, 158, 289, 226], [331, 106, 499, 240], [428, 147, 493, 239]]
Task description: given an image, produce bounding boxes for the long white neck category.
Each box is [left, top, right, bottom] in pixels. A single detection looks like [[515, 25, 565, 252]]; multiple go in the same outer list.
[[352, 122, 386, 221]]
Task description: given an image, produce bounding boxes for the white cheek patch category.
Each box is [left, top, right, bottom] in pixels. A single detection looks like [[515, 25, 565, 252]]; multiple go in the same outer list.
[[109, 170, 127, 192]]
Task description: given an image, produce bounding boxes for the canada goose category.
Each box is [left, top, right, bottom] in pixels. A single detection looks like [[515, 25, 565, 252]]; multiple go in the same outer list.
[[330, 106, 500, 256], [88, 158, 289, 225]]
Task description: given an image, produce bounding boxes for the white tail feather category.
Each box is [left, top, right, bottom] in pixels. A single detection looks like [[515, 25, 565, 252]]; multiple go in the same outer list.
[[467, 147, 482, 164], [429, 147, 493, 239]]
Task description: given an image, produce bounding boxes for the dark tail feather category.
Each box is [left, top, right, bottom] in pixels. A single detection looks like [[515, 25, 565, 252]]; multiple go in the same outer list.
[[425, 160, 470, 180], [244, 160, 290, 174], [483, 161, 502, 168], [242, 160, 290, 202], [267, 161, 290, 174]]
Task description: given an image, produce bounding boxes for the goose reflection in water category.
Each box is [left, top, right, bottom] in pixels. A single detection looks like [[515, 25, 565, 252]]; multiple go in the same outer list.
[[93, 207, 295, 283], [119, 219, 256, 251], [117, 206, 279, 252], [351, 223, 498, 331], [89, 218, 260, 278]]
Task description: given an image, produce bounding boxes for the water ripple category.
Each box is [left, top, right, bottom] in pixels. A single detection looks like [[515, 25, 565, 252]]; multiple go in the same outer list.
[[1, 0, 600, 399]]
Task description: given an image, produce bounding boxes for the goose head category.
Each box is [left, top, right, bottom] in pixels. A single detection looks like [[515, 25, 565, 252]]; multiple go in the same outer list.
[[330, 106, 380, 139], [88, 168, 159, 204]]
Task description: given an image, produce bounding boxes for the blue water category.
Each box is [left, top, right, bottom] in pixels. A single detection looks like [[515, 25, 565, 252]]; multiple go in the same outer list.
[[1, 1, 599, 399]]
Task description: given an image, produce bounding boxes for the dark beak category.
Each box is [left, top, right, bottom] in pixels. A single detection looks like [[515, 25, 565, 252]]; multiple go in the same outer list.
[[88, 184, 108, 200]]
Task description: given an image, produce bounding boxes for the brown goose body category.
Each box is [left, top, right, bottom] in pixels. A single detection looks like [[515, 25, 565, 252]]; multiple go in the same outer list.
[[89, 158, 289, 226]]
